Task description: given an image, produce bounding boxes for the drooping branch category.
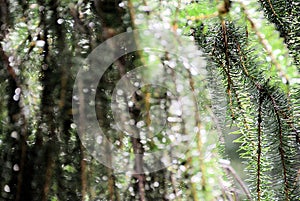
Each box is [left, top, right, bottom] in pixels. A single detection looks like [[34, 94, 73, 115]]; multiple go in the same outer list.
[[257, 87, 263, 201]]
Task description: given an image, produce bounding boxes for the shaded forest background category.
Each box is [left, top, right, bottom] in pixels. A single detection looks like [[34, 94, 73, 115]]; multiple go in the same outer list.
[[0, 0, 299, 201]]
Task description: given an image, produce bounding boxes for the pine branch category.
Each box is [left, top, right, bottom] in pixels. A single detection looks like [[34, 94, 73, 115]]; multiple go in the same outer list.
[[257, 88, 263, 201]]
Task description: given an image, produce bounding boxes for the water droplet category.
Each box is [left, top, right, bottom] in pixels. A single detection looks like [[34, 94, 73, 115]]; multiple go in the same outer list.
[[219, 159, 230, 165], [190, 67, 198, 75], [13, 164, 19, 171], [73, 95, 79, 101], [42, 64, 48, 70], [169, 193, 176, 199], [70, 123, 77, 129], [13, 94, 19, 101], [170, 100, 182, 116], [119, 2, 125, 7], [57, 19, 64, 24], [39, 6, 45, 11], [36, 40, 45, 47], [8, 56, 14, 63], [117, 89, 123, 96], [11, 131, 18, 139], [4, 185, 10, 193], [89, 22, 95, 28], [153, 181, 159, 187], [191, 173, 201, 183], [129, 119, 135, 125], [168, 60, 176, 68], [179, 165, 186, 172], [128, 101, 134, 107], [15, 88, 21, 95], [115, 183, 122, 188], [96, 136, 102, 144], [278, 55, 284, 61], [136, 121, 145, 128]]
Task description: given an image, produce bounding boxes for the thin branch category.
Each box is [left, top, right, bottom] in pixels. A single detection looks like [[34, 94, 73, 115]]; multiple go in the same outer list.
[[238, 1, 290, 88], [274, 105, 290, 200], [220, 19, 235, 120], [187, 70, 206, 195], [258, 0, 284, 27], [257, 88, 263, 201], [220, 161, 252, 200], [216, 21, 256, 150]]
